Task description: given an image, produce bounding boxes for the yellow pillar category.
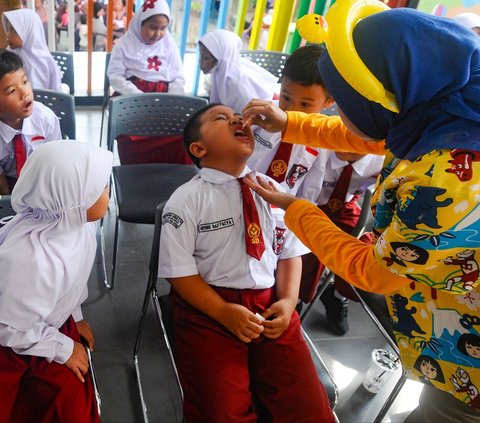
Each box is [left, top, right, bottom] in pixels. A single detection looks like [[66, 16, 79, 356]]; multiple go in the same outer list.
[[267, 0, 296, 52], [249, 0, 267, 50]]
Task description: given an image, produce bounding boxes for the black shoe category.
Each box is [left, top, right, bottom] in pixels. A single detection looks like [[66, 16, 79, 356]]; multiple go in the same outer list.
[[320, 285, 349, 335]]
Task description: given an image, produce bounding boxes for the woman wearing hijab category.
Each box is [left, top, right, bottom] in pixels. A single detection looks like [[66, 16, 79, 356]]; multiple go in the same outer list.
[[3, 8, 62, 92], [199, 29, 278, 113], [244, 7, 480, 421], [0, 141, 112, 422], [107, 0, 185, 95]]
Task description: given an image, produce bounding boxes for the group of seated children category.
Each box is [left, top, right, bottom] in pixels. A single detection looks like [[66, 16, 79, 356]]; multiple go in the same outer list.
[[0, 2, 385, 420]]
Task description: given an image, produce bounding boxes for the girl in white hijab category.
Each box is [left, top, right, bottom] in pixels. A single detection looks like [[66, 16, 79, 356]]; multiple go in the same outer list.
[[107, 0, 185, 94], [2, 8, 63, 92], [199, 29, 278, 113], [0, 140, 112, 423]]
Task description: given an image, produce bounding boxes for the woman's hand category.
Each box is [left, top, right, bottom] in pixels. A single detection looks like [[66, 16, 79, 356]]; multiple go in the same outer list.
[[244, 173, 298, 211], [242, 99, 288, 133]]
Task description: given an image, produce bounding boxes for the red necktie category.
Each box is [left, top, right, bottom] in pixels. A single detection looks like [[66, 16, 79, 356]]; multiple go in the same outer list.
[[238, 178, 266, 260], [322, 164, 353, 215], [12, 134, 26, 178], [266, 141, 293, 183]]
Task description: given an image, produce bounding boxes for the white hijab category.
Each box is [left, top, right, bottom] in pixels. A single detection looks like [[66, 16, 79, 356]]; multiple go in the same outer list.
[[453, 12, 480, 30], [111, 0, 184, 83], [2, 9, 62, 91], [199, 29, 278, 113], [0, 141, 112, 331]]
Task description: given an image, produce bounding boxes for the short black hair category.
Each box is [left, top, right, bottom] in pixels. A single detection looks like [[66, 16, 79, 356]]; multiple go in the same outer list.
[[183, 103, 221, 168], [282, 44, 326, 87], [0, 50, 23, 81]]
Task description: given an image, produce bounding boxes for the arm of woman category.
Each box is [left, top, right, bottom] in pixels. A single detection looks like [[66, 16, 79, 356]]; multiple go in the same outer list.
[[285, 200, 410, 294]]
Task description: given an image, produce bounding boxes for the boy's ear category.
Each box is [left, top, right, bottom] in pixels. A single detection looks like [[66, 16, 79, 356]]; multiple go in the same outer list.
[[189, 141, 207, 160], [325, 96, 335, 109]]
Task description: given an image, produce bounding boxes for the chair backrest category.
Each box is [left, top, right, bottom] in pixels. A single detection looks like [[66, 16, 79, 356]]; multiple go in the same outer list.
[[350, 184, 374, 238], [239, 50, 290, 79], [107, 93, 209, 152], [51, 51, 75, 95], [33, 89, 76, 140], [0, 196, 15, 229]]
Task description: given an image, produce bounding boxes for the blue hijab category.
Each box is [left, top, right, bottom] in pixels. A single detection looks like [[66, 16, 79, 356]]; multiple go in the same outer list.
[[318, 8, 480, 160]]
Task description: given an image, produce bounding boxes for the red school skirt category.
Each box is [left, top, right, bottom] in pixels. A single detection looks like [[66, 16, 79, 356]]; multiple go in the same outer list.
[[0, 316, 99, 423], [115, 77, 193, 165]]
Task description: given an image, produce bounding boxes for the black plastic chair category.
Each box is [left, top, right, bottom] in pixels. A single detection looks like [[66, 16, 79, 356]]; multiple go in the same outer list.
[[102, 93, 208, 289], [51, 51, 75, 95], [133, 203, 339, 422], [239, 50, 290, 79], [33, 89, 76, 140]]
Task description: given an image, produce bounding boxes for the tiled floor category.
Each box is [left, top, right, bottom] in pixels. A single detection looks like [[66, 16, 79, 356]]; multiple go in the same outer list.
[[74, 105, 424, 423]]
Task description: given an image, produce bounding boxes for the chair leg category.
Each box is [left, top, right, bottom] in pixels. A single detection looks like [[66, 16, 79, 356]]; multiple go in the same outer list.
[[300, 270, 335, 324], [373, 375, 407, 423], [108, 212, 120, 290], [133, 271, 157, 423], [99, 217, 109, 289]]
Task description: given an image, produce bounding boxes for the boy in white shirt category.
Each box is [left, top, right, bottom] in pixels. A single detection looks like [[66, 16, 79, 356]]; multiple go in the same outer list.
[[159, 103, 335, 423], [0, 50, 61, 194]]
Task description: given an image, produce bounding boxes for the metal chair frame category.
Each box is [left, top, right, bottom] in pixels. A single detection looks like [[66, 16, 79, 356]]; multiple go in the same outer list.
[[239, 50, 290, 79], [134, 203, 339, 422], [102, 93, 208, 289], [33, 89, 76, 140], [51, 51, 75, 95], [99, 52, 111, 147]]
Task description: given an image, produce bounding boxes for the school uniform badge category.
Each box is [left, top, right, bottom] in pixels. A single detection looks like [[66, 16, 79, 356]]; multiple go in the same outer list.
[[163, 212, 183, 228], [273, 227, 286, 255]]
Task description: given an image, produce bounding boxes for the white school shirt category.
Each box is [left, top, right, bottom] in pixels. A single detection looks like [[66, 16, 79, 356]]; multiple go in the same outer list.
[[297, 151, 385, 205], [247, 127, 326, 196], [158, 167, 308, 289], [0, 101, 61, 177]]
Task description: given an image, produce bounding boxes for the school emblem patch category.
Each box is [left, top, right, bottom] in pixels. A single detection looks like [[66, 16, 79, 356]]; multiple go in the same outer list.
[[247, 223, 261, 244], [286, 164, 308, 189], [270, 160, 288, 178], [162, 212, 183, 228], [273, 227, 286, 255]]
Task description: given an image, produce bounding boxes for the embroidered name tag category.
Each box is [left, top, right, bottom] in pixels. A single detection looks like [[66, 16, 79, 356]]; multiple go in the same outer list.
[[254, 133, 272, 149], [163, 212, 183, 228], [198, 218, 234, 232]]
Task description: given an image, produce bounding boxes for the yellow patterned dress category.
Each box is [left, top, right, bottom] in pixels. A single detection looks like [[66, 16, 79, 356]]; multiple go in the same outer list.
[[282, 111, 480, 408]]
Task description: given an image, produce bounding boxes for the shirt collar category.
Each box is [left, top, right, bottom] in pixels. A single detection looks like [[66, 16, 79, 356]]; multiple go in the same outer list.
[[0, 116, 34, 143], [330, 152, 376, 177], [200, 165, 252, 184]]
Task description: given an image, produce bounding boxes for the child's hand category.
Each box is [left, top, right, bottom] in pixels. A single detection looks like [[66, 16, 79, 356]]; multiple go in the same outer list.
[[76, 319, 94, 351], [242, 99, 288, 132], [218, 303, 264, 343], [244, 173, 298, 211], [65, 341, 89, 382], [261, 299, 297, 339]]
